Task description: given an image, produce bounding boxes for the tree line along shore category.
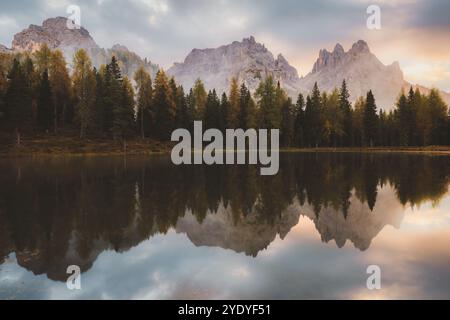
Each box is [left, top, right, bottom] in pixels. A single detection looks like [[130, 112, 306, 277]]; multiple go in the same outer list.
[[1, 45, 449, 156]]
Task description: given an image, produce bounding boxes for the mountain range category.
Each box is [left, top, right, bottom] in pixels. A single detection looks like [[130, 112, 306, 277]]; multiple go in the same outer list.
[[4, 17, 159, 79], [1, 17, 449, 110]]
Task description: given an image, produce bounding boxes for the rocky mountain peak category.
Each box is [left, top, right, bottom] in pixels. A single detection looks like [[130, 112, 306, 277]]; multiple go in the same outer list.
[[0, 44, 11, 53], [313, 47, 343, 73], [168, 36, 299, 96], [300, 39, 409, 110], [111, 44, 130, 52], [333, 43, 345, 55], [349, 39, 370, 55], [12, 16, 98, 52]]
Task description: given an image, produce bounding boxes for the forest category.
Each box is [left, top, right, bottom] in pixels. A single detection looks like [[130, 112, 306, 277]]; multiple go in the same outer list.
[[0, 44, 449, 150]]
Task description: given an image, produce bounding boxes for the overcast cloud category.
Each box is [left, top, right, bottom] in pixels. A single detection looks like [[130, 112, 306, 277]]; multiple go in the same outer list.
[[0, 0, 449, 90]]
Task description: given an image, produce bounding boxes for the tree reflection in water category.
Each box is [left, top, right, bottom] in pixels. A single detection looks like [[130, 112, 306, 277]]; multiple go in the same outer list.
[[0, 153, 449, 281]]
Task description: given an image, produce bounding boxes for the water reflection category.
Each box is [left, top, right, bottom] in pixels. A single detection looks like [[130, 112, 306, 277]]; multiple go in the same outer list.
[[0, 153, 449, 296]]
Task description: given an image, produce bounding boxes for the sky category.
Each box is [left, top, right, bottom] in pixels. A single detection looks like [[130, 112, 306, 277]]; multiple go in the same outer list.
[[0, 0, 449, 91], [2, 187, 450, 299]]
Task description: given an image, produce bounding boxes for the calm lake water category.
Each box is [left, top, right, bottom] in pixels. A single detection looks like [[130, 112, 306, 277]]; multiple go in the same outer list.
[[0, 153, 449, 300]]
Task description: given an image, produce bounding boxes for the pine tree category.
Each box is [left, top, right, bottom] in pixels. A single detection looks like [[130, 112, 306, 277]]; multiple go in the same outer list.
[[4, 59, 32, 145], [280, 97, 294, 147], [428, 89, 448, 145], [174, 85, 190, 130], [37, 69, 54, 131], [112, 76, 135, 144], [363, 90, 378, 147], [293, 93, 305, 147], [49, 50, 72, 131], [134, 66, 152, 138], [352, 96, 366, 147], [228, 77, 240, 128], [192, 78, 207, 120], [255, 76, 281, 129], [0, 57, 8, 124], [204, 89, 221, 130], [238, 83, 256, 130], [339, 80, 352, 147], [72, 49, 96, 139], [304, 82, 323, 147], [323, 89, 342, 147], [415, 89, 431, 146], [406, 87, 418, 146], [220, 93, 230, 133], [396, 92, 409, 146], [152, 70, 176, 140], [34, 44, 52, 76], [186, 88, 196, 133]]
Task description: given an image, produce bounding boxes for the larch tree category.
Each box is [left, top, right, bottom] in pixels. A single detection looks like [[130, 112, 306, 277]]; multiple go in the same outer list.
[[36, 69, 54, 131], [255, 76, 280, 130], [227, 77, 240, 128], [134, 66, 152, 138], [192, 78, 207, 120], [49, 50, 72, 131], [34, 44, 52, 76], [72, 49, 96, 139], [152, 70, 176, 140]]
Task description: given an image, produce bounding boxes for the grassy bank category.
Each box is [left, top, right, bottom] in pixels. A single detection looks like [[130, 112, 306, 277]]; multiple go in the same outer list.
[[282, 146, 450, 155], [1, 133, 450, 157], [0, 134, 174, 157]]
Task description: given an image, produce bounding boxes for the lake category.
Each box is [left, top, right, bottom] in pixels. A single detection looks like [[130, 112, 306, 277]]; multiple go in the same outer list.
[[0, 153, 449, 299]]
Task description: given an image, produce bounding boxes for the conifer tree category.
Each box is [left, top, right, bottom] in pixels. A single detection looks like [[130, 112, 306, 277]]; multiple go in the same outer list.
[[352, 96, 366, 147], [4, 59, 32, 145], [152, 70, 176, 140], [293, 93, 305, 147], [304, 82, 323, 147], [134, 66, 152, 138], [280, 97, 294, 147], [396, 92, 409, 146], [255, 76, 281, 129], [112, 76, 135, 143], [49, 50, 72, 131], [204, 89, 221, 130], [428, 89, 448, 145], [72, 49, 96, 139], [406, 87, 418, 146], [323, 89, 341, 147], [192, 78, 207, 120], [174, 85, 190, 130], [186, 88, 196, 133], [238, 83, 256, 130], [228, 77, 240, 128], [37, 69, 54, 131], [220, 93, 230, 133], [34, 44, 52, 76], [339, 80, 352, 146], [0, 58, 7, 123], [363, 90, 378, 147]]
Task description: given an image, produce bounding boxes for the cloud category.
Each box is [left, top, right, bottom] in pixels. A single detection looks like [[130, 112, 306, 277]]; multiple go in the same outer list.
[[0, 0, 448, 91]]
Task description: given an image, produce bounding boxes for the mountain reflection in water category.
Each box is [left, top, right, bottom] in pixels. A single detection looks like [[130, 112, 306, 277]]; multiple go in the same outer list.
[[0, 153, 449, 299]]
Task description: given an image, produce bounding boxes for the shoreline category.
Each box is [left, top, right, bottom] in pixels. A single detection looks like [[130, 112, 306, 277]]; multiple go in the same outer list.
[[1, 141, 450, 158]]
